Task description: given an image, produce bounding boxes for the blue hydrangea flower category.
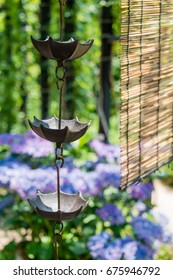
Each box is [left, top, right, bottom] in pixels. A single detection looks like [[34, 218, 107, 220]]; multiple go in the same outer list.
[[128, 182, 154, 200], [87, 231, 112, 259], [148, 210, 173, 244], [131, 216, 164, 244], [96, 204, 125, 225], [87, 232, 154, 260], [0, 196, 14, 212], [119, 236, 154, 260], [104, 241, 122, 260]]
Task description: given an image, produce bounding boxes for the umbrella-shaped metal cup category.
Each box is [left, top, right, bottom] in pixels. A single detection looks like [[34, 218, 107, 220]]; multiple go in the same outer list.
[[28, 191, 89, 224], [28, 116, 91, 144], [31, 36, 94, 64]]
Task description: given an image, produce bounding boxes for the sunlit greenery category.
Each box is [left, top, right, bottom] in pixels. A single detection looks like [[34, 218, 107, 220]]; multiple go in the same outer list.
[[0, 0, 120, 141]]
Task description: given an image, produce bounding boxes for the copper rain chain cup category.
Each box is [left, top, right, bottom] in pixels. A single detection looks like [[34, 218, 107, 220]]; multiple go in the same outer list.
[[28, 116, 91, 145]]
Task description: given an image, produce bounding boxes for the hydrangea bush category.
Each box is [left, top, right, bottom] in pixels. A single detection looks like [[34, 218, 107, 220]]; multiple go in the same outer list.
[[0, 132, 172, 260]]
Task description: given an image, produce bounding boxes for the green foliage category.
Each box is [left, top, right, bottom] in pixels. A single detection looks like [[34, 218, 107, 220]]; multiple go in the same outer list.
[[156, 244, 173, 260], [0, 0, 41, 132], [0, 241, 17, 260], [0, 0, 120, 135]]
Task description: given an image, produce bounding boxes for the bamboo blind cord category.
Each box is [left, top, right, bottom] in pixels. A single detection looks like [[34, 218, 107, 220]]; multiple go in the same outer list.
[[139, 0, 143, 179], [124, 0, 131, 185], [120, 0, 173, 189]]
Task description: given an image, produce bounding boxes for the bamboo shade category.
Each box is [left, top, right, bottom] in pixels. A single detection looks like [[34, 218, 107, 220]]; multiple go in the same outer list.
[[120, 0, 173, 188]]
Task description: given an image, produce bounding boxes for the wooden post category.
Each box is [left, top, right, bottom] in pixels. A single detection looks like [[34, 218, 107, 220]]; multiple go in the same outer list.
[[40, 0, 51, 119], [98, 3, 113, 142]]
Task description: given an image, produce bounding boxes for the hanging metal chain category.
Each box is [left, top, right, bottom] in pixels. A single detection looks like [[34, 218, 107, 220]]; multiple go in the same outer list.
[[55, 64, 66, 89], [56, 0, 67, 128], [55, 144, 64, 163], [53, 145, 65, 259], [55, 64, 66, 129], [53, 221, 64, 259], [59, 0, 67, 41], [54, 145, 64, 211]]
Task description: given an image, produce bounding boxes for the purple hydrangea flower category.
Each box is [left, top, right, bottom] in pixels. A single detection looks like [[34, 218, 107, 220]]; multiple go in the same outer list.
[[96, 204, 125, 225], [0, 166, 13, 187], [95, 163, 120, 188], [75, 168, 106, 196], [0, 158, 30, 188], [0, 158, 57, 199], [133, 201, 147, 214], [0, 133, 21, 146], [1, 134, 121, 198], [10, 166, 56, 199], [0, 159, 121, 199], [65, 163, 120, 196], [64, 168, 88, 194], [0, 157, 82, 199], [85, 171, 106, 196], [0, 131, 54, 157], [128, 182, 154, 200], [89, 139, 120, 163]]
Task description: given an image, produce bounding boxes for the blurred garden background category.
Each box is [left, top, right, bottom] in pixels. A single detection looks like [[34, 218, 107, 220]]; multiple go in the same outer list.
[[0, 0, 173, 260]]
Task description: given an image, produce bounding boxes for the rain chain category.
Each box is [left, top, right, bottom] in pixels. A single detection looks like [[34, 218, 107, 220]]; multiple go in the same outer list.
[[28, 0, 93, 259]]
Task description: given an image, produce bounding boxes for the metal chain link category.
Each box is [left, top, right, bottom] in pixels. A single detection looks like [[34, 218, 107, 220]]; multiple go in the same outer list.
[[53, 221, 64, 259]]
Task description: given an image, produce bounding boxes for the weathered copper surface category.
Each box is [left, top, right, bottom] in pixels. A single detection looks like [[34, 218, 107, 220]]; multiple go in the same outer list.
[[28, 191, 88, 223], [28, 116, 91, 144], [31, 36, 94, 63]]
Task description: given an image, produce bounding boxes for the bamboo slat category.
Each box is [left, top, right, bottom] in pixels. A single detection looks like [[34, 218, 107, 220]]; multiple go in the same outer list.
[[120, 0, 173, 189]]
